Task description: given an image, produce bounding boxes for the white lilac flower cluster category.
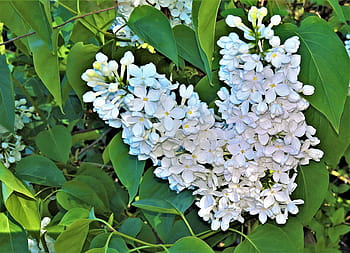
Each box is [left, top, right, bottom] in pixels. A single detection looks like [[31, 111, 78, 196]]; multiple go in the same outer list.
[[0, 99, 36, 168], [112, 0, 192, 47], [210, 7, 323, 229], [83, 6, 324, 231], [345, 34, 350, 57], [28, 217, 55, 253]]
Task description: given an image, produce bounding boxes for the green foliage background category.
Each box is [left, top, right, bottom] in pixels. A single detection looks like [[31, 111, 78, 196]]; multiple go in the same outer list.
[[0, 0, 349, 252]]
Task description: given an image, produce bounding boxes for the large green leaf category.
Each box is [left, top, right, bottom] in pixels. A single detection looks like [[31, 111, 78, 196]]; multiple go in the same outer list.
[[108, 132, 145, 203], [119, 218, 143, 238], [296, 16, 350, 132], [0, 55, 15, 132], [55, 219, 92, 253], [234, 220, 303, 253], [28, 33, 62, 109], [192, 0, 220, 80], [59, 208, 90, 227], [0, 212, 28, 253], [0, 163, 33, 198], [173, 25, 205, 71], [57, 178, 108, 213], [293, 161, 329, 224], [305, 97, 350, 168], [5, 193, 41, 233], [0, 2, 31, 52], [15, 155, 66, 187], [10, 0, 53, 49], [35, 125, 72, 163], [66, 43, 99, 101], [128, 6, 179, 65], [169, 237, 214, 253]]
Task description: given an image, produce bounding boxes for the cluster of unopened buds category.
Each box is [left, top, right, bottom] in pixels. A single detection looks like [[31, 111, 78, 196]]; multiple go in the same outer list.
[[112, 0, 192, 47], [0, 99, 37, 168], [83, 6, 324, 231]]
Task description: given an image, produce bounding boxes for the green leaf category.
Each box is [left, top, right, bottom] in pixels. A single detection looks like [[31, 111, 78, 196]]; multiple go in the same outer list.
[[28, 33, 62, 109], [293, 161, 329, 224], [5, 193, 41, 232], [55, 219, 92, 253], [108, 132, 145, 203], [59, 208, 90, 226], [15, 155, 66, 187], [133, 199, 180, 215], [169, 236, 214, 253], [0, 1, 31, 52], [195, 71, 221, 105], [326, 0, 346, 23], [234, 220, 303, 253], [57, 178, 108, 213], [193, 0, 221, 80], [128, 6, 179, 65], [328, 225, 350, 244], [266, 0, 289, 16], [0, 163, 33, 198], [173, 25, 205, 71], [305, 97, 350, 167], [119, 218, 143, 238], [89, 233, 128, 253], [0, 212, 28, 253], [66, 43, 99, 101], [296, 16, 350, 131], [35, 125, 72, 163], [0, 55, 14, 132], [10, 0, 53, 49], [139, 169, 194, 213], [239, 0, 258, 6], [138, 169, 194, 243], [329, 208, 345, 226]]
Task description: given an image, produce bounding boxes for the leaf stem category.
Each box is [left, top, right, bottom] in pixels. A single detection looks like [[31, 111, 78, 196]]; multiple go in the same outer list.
[[228, 228, 261, 253], [94, 218, 173, 248], [179, 212, 195, 236]]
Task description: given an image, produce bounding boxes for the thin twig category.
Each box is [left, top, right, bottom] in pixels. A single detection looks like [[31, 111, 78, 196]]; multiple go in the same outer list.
[[0, 5, 117, 46], [77, 128, 111, 157]]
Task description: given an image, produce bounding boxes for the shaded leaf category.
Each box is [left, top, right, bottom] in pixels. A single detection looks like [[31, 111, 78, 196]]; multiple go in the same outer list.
[[0, 55, 14, 132], [305, 97, 350, 168], [35, 125, 72, 163], [173, 25, 205, 71], [0, 212, 28, 253], [16, 155, 66, 187], [128, 6, 178, 65], [266, 0, 289, 16], [10, 0, 53, 49], [28, 33, 62, 109], [133, 199, 180, 215], [326, 0, 346, 23]]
